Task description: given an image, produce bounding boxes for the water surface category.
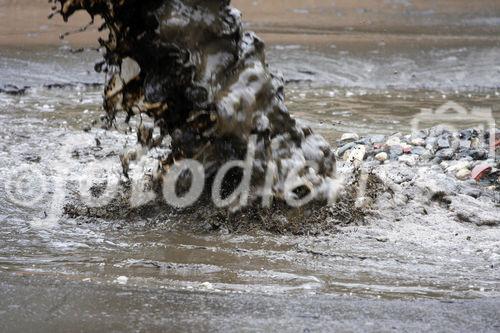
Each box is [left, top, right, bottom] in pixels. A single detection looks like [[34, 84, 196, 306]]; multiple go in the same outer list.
[[0, 45, 499, 305]]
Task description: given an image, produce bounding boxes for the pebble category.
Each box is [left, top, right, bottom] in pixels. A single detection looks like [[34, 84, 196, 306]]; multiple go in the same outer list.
[[456, 169, 472, 180], [399, 155, 417, 166], [459, 129, 478, 141], [411, 146, 428, 156], [411, 130, 428, 139], [402, 146, 412, 154], [429, 126, 446, 137], [348, 145, 366, 165], [425, 137, 438, 150], [411, 138, 426, 146], [447, 160, 471, 173], [469, 149, 488, 160], [437, 135, 451, 149], [386, 136, 401, 146], [420, 151, 434, 161], [459, 140, 471, 149], [389, 145, 404, 158], [337, 142, 356, 157], [436, 148, 455, 160], [375, 152, 388, 162], [340, 132, 359, 142], [368, 134, 386, 144]]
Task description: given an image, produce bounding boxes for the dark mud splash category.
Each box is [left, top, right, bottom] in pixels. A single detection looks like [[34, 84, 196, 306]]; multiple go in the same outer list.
[[51, 0, 375, 231]]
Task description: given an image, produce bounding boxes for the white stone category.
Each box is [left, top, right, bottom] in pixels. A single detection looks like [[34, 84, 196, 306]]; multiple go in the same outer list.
[[115, 276, 129, 285], [340, 132, 359, 142], [348, 145, 366, 165], [386, 136, 401, 146], [342, 150, 351, 161], [456, 169, 472, 180], [399, 155, 417, 166], [446, 161, 472, 173], [411, 138, 426, 146], [375, 152, 388, 162]]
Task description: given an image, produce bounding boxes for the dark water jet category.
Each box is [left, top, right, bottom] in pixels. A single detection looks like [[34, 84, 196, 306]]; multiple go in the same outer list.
[[50, 0, 378, 232]]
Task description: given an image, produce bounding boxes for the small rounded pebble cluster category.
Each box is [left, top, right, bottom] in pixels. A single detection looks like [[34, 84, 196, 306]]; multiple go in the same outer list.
[[336, 126, 500, 189]]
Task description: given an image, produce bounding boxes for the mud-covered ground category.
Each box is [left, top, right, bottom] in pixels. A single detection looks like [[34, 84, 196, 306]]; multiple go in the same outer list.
[[0, 1, 500, 332]]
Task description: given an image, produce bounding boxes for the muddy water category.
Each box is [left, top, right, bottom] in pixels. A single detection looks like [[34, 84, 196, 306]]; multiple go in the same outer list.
[[1, 41, 499, 313]]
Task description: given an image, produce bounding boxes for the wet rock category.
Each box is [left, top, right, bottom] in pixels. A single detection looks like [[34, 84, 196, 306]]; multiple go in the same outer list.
[[456, 169, 471, 180], [367, 134, 386, 144], [436, 148, 455, 160], [402, 145, 413, 154], [425, 137, 438, 151], [389, 145, 404, 159], [411, 129, 428, 140], [411, 138, 426, 146], [446, 160, 472, 173], [459, 129, 479, 141], [459, 140, 472, 149], [347, 145, 366, 166], [337, 142, 356, 157], [450, 137, 461, 152], [399, 155, 417, 167], [375, 152, 388, 162], [411, 146, 428, 156], [468, 149, 488, 160], [429, 126, 448, 138], [386, 136, 401, 146], [437, 135, 451, 149], [340, 133, 359, 143]]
